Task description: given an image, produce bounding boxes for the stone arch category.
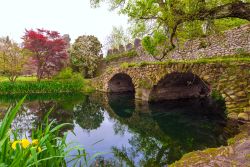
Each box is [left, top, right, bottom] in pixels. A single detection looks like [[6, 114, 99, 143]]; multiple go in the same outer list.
[[107, 73, 135, 93], [149, 72, 211, 102]]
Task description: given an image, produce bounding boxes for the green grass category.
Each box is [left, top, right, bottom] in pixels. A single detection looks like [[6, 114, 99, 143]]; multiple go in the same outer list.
[[0, 80, 86, 94], [120, 54, 250, 68], [0, 76, 37, 82], [0, 73, 95, 94]]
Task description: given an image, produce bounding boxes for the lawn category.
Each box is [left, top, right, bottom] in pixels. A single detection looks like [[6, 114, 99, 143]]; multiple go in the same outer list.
[[0, 76, 37, 82]]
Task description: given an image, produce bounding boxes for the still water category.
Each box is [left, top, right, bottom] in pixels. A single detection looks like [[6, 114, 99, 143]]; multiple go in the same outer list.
[[0, 92, 238, 166]]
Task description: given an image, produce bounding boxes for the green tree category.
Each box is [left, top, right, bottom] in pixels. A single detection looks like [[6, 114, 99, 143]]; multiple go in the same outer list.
[[0, 37, 30, 82], [70, 35, 102, 78], [91, 0, 250, 60], [105, 26, 131, 50]]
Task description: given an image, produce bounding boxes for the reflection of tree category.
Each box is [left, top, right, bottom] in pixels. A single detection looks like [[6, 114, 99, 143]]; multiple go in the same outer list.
[[113, 121, 127, 136], [12, 104, 37, 135], [73, 97, 104, 132], [111, 133, 171, 167]]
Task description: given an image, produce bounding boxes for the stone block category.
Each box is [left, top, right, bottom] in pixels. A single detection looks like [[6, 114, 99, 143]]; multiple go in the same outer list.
[[227, 112, 238, 120], [126, 43, 133, 51], [107, 49, 113, 56], [238, 112, 249, 121], [244, 107, 250, 112], [119, 45, 125, 53], [112, 48, 119, 54], [134, 38, 141, 49]]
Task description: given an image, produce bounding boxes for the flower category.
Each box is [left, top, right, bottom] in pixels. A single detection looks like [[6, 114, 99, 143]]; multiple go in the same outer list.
[[21, 139, 30, 149], [37, 147, 42, 153], [32, 139, 39, 145], [11, 140, 21, 150]]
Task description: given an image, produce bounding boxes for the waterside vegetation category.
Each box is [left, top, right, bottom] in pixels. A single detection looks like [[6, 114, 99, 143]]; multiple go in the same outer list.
[[0, 97, 94, 167]]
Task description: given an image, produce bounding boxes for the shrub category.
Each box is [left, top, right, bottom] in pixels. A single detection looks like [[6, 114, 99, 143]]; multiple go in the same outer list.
[[53, 67, 84, 82]]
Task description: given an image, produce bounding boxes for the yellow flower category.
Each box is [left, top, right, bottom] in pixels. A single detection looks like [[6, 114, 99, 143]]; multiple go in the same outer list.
[[32, 139, 39, 145], [37, 147, 42, 153], [11, 140, 21, 150], [21, 139, 30, 149]]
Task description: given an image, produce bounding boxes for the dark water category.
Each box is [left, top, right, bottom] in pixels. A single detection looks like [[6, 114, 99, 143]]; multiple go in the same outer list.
[[0, 92, 239, 166]]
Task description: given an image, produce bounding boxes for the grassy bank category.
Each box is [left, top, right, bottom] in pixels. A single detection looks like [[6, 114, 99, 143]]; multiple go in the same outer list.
[[0, 79, 94, 94]]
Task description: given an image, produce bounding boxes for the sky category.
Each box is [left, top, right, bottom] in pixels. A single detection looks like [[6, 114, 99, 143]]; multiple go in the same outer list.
[[0, 0, 128, 46]]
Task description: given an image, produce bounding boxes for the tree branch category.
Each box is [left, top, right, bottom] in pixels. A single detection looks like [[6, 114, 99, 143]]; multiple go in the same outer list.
[[189, 1, 250, 21]]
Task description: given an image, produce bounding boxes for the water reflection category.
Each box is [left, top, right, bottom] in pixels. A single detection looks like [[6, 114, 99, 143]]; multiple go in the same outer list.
[[0, 92, 238, 166], [73, 96, 104, 132], [108, 92, 135, 118]]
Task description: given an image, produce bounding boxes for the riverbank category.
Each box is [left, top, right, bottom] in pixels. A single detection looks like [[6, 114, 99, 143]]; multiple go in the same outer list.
[[170, 123, 250, 167]]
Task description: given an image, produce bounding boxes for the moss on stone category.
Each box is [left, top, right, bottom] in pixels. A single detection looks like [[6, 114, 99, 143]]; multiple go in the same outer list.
[[170, 124, 250, 167], [124, 54, 250, 68], [105, 50, 138, 62], [138, 79, 152, 89]]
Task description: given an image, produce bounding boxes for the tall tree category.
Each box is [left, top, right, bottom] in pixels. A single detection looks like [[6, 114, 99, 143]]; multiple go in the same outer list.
[[69, 35, 102, 78], [105, 26, 131, 50], [91, 0, 250, 60], [0, 37, 30, 82], [22, 29, 68, 81]]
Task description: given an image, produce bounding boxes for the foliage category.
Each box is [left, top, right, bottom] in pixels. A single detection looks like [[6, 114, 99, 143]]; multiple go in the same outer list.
[[70, 35, 102, 78], [0, 80, 85, 94], [23, 29, 69, 81], [142, 31, 167, 57], [0, 97, 98, 167], [104, 49, 138, 62], [91, 0, 250, 60], [53, 67, 84, 82], [0, 37, 31, 82], [211, 90, 224, 102], [105, 26, 131, 51]]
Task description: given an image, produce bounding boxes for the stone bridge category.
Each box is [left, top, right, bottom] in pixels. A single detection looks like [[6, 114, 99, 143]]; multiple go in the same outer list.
[[92, 61, 250, 120]]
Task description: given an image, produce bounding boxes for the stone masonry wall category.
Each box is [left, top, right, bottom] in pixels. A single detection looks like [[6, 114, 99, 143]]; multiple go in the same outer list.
[[103, 24, 250, 69], [169, 24, 250, 60]]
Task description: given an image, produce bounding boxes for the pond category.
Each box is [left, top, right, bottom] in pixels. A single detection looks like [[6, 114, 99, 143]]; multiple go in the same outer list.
[[0, 92, 239, 166]]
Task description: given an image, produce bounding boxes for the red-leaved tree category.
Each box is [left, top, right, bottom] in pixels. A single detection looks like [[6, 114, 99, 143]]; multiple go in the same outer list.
[[23, 29, 68, 81]]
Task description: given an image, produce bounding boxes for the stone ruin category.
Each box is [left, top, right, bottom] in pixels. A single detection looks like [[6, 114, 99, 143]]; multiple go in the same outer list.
[[107, 38, 142, 56]]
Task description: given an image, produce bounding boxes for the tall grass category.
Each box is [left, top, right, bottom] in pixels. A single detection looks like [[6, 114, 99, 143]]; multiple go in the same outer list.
[[0, 97, 98, 167], [0, 80, 84, 94]]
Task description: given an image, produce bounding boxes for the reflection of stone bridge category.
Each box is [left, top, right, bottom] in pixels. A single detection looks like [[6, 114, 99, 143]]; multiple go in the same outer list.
[[93, 62, 250, 120]]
